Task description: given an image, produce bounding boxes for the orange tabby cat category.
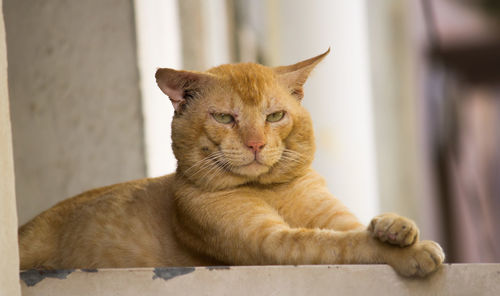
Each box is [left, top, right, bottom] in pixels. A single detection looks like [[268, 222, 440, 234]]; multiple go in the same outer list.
[[18, 49, 444, 277]]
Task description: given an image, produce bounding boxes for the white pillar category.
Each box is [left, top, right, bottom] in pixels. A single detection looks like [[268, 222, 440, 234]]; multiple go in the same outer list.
[[134, 0, 182, 177], [272, 0, 379, 223], [0, 0, 21, 293]]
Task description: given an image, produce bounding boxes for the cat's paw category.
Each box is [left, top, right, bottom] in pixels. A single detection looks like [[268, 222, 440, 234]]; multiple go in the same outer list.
[[388, 240, 445, 277], [368, 213, 419, 247]]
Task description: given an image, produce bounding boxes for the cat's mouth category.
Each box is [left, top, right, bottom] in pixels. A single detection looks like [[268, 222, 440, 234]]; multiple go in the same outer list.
[[231, 159, 270, 177], [209, 155, 267, 175], [242, 159, 265, 167], [208, 147, 282, 179]]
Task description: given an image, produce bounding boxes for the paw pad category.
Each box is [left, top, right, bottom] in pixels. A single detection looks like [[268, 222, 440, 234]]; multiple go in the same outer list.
[[369, 213, 419, 247]]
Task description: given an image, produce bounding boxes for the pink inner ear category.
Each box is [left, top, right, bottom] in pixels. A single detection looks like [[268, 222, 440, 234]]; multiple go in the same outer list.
[[278, 70, 307, 100], [158, 83, 185, 112], [168, 87, 185, 111]]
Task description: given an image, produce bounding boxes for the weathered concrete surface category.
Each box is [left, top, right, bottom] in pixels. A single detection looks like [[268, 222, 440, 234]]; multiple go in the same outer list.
[[20, 264, 500, 296], [3, 0, 146, 225], [0, 0, 21, 295]]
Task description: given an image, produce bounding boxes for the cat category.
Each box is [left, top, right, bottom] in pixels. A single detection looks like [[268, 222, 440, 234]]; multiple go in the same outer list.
[[18, 49, 444, 277]]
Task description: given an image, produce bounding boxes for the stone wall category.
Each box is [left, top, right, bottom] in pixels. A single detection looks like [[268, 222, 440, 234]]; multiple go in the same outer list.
[[3, 0, 147, 225]]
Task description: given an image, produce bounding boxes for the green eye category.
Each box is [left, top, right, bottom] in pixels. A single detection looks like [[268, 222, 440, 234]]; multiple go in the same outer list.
[[266, 111, 285, 122], [212, 113, 235, 124]]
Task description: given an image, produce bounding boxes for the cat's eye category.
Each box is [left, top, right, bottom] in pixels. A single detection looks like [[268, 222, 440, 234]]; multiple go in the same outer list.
[[266, 111, 285, 122], [212, 113, 235, 124]]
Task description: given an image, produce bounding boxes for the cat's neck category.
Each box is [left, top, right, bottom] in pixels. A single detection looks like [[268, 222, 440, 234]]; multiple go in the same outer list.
[[174, 164, 312, 192]]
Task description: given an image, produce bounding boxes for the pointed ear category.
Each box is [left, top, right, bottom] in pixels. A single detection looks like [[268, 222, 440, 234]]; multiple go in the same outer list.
[[155, 68, 214, 112], [274, 48, 330, 100]]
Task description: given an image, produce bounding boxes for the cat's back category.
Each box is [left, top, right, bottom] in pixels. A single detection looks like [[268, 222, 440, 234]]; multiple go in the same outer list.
[[19, 174, 185, 269]]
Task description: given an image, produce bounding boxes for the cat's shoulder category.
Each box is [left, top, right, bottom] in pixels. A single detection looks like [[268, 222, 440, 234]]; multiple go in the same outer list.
[[260, 169, 327, 197], [288, 168, 327, 187], [48, 174, 175, 214]]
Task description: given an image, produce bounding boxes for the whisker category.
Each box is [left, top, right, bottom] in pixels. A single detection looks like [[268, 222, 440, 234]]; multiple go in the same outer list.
[[280, 156, 305, 164], [185, 157, 218, 176], [197, 155, 227, 181], [206, 159, 232, 185], [279, 149, 307, 166], [207, 160, 235, 185], [184, 151, 223, 173], [187, 161, 217, 178], [184, 151, 225, 178], [221, 159, 235, 173], [186, 146, 308, 181]]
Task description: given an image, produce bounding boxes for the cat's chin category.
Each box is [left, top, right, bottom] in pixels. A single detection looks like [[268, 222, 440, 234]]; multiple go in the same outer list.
[[232, 161, 270, 178]]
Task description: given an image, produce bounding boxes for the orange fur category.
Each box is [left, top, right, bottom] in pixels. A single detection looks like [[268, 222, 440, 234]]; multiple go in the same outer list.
[[18, 49, 444, 277]]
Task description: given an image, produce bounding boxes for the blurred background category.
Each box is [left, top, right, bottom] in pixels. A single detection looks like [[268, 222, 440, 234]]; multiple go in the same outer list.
[[3, 0, 499, 263]]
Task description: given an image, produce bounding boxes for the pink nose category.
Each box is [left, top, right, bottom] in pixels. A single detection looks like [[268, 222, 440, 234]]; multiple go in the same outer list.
[[246, 141, 266, 153]]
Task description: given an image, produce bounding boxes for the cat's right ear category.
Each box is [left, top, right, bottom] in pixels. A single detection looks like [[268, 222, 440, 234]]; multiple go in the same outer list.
[[155, 68, 214, 112], [274, 48, 330, 100]]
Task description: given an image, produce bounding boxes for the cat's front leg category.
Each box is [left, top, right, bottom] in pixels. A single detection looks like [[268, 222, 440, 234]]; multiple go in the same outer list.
[[368, 213, 419, 247]]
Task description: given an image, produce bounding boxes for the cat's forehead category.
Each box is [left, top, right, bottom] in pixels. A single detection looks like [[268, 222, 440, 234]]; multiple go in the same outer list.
[[207, 63, 278, 106]]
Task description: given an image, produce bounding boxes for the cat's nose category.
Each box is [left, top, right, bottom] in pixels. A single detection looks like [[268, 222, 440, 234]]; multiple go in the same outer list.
[[246, 141, 266, 153]]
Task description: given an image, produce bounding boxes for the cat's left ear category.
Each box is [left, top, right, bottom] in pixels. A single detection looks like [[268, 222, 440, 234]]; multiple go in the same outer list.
[[155, 68, 214, 112], [274, 48, 330, 100]]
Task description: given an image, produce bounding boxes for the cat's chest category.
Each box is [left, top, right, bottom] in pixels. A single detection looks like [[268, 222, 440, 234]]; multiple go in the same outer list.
[[256, 171, 328, 223]]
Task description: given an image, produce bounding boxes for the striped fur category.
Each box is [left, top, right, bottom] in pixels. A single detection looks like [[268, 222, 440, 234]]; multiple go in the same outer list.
[[19, 50, 444, 277]]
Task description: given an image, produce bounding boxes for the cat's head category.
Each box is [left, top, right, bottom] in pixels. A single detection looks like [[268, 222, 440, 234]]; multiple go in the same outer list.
[[156, 49, 329, 190]]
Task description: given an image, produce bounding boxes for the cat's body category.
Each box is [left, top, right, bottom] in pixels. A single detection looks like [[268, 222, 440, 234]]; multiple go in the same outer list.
[[19, 49, 444, 276], [19, 174, 218, 268]]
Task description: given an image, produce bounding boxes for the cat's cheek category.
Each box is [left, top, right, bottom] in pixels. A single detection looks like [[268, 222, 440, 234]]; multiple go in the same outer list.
[[257, 141, 284, 166], [273, 117, 294, 140], [198, 136, 219, 156], [204, 118, 238, 138]]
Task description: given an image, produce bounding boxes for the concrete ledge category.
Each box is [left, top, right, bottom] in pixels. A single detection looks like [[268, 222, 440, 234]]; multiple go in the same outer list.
[[20, 264, 500, 296]]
